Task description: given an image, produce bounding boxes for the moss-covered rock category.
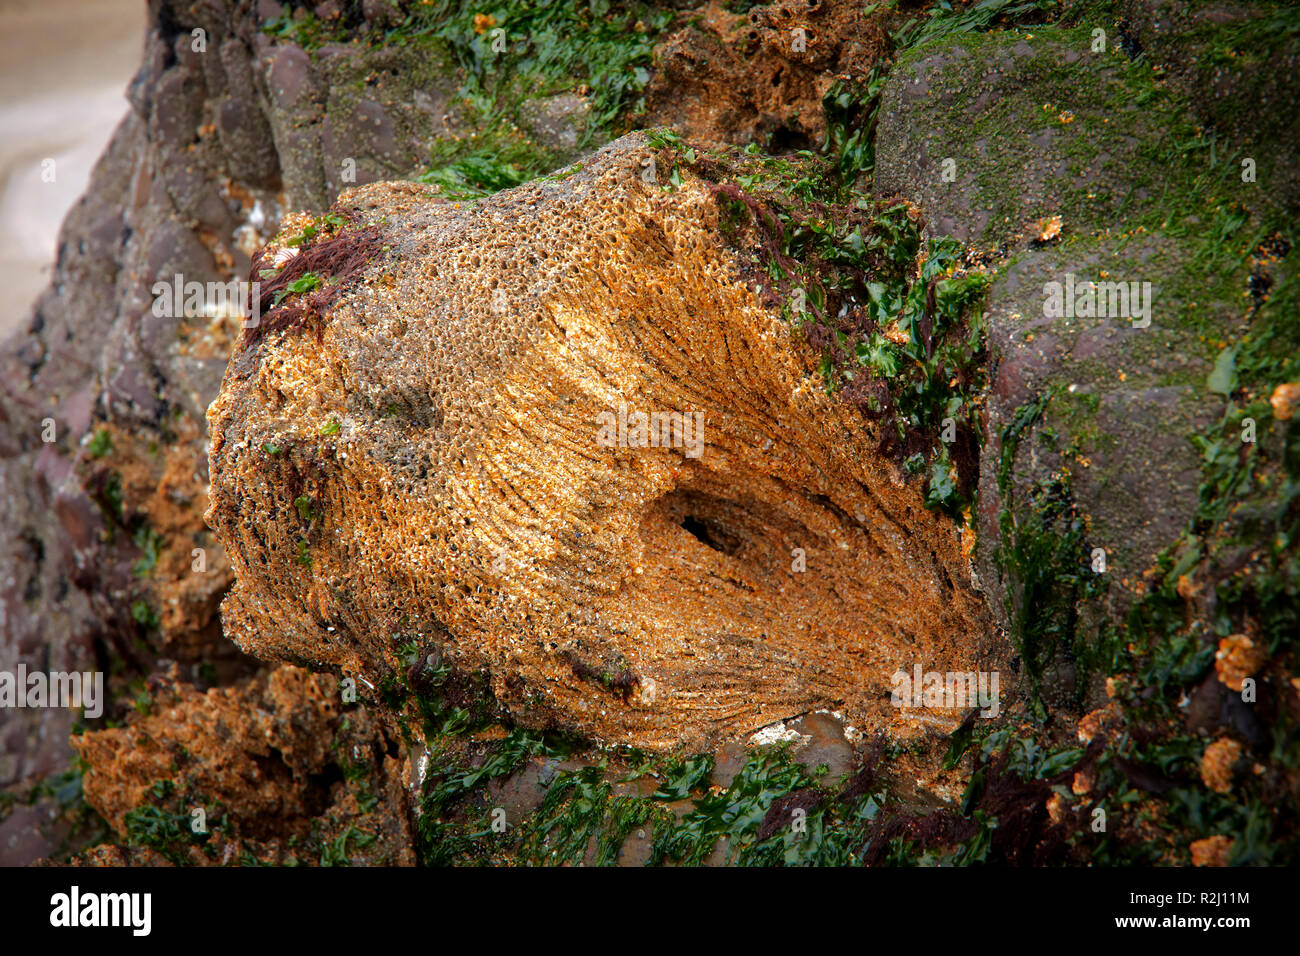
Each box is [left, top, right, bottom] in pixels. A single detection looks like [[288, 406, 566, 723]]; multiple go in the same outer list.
[[874, 24, 1258, 247], [871, 23, 1291, 716], [974, 229, 1258, 623], [1119, 0, 1300, 217]]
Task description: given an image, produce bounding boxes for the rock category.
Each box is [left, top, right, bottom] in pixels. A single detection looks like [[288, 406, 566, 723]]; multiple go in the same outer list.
[[265, 44, 319, 114], [710, 741, 748, 789], [610, 777, 659, 799], [616, 825, 654, 866], [0, 805, 71, 866], [870, 25, 1300, 712], [10, 0, 1290, 868], [0, 0, 484, 863], [702, 835, 730, 866], [71, 665, 415, 865], [874, 27, 1262, 246], [486, 757, 571, 825], [215, 95, 282, 190], [163, 163, 232, 232], [205, 132, 996, 752], [361, 0, 399, 28], [519, 94, 591, 162], [865, 31, 1299, 720], [787, 712, 855, 781], [1185, 672, 1266, 748], [643, 0, 887, 149], [968, 226, 1290, 707], [149, 68, 202, 151], [1119, 0, 1300, 217]]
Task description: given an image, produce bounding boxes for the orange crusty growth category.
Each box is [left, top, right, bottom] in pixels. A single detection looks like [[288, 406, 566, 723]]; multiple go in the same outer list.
[[205, 132, 998, 752]]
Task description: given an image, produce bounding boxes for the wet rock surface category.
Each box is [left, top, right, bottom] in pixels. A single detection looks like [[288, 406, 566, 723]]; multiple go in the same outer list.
[[1119, 0, 1300, 218], [878, 31, 1181, 246], [643, 0, 888, 150], [974, 234, 1242, 619], [872, 21, 1297, 718]]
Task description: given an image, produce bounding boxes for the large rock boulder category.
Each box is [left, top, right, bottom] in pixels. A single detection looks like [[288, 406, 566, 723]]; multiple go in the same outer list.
[[643, 0, 887, 150], [72, 664, 414, 865], [205, 132, 999, 752], [873, 23, 1290, 706], [1118, 0, 1300, 218], [873, 19, 1283, 244]]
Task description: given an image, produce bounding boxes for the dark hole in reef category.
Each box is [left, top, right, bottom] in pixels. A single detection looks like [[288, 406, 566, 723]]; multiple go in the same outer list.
[[651, 486, 816, 570], [303, 761, 346, 818], [682, 515, 742, 556], [768, 124, 814, 154], [252, 747, 293, 785]]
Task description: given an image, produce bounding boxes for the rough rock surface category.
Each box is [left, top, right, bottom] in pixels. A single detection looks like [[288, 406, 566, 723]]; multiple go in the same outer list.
[[877, 29, 1208, 246], [0, 0, 472, 860], [873, 22, 1297, 706], [205, 132, 998, 751], [0, 0, 721, 864], [1119, 0, 1300, 218], [71, 664, 414, 865], [7, 0, 1296, 867], [643, 0, 887, 150], [875, 8, 1298, 247], [976, 234, 1237, 603]]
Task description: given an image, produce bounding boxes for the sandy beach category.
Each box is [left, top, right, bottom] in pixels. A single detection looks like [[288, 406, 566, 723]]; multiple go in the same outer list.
[[0, 0, 145, 340]]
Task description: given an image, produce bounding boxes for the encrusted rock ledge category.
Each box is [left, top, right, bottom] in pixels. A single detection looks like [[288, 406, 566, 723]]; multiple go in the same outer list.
[[205, 132, 1000, 752]]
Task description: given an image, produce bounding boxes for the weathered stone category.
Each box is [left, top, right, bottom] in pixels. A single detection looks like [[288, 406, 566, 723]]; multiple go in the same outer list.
[[486, 758, 554, 825], [874, 30, 1239, 246], [150, 68, 202, 151], [518, 94, 591, 162], [205, 132, 996, 752], [974, 234, 1241, 622], [72, 665, 415, 865], [643, 0, 887, 150], [615, 825, 654, 866], [215, 93, 282, 190], [265, 43, 319, 113], [0, 0, 479, 863], [1119, 0, 1300, 217], [709, 741, 748, 789], [361, 0, 399, 28], [788, 712, 855, 781]]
